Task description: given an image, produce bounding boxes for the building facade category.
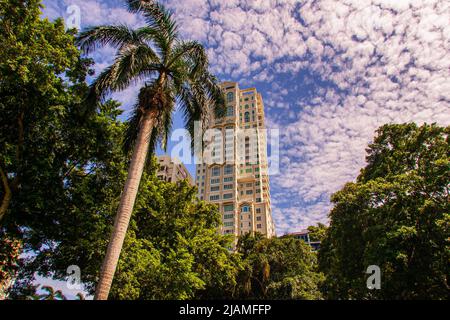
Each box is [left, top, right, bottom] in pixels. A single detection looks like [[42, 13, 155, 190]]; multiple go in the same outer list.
[[196, 82, 276, 238], [285, 230, 321, 251], [157, 155, 194, 185]]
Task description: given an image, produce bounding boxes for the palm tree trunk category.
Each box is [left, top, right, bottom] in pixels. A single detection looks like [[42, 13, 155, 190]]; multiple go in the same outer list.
[[94, 110, 155, 300]]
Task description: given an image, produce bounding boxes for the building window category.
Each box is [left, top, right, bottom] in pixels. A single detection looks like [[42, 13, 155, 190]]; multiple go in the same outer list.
[[210, 195, 220, 201], [241, 205, 250, 213], [246, 183, 253, 187], [211, 167, 220, 176], [257, 216, 262, 221], [211, 178, 220, 184], [223, 193, 233, 199], [256, 208, 261, 213], [224, 177, 233, 182], [257, 224, 262, 229], [256, 198, 261, 203], [224, 184, 233, 190], [246, 190, 253, 195], [244, 112, 250, 123], [224, 165, 233, 175], [226, 106, 234, 117], [224, 204, 234, 212], [227, 92, 234, 102], [224, 214, 234, 220], [211, 186, 220, 192], [224, 221, 234, 227]]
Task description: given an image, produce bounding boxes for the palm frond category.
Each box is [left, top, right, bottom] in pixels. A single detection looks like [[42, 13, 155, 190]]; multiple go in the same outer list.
[[201, 72, 226, 119], [126, 1, 178, 51], [76, 25, 142, 55], [87, 44, 160, 104], [168, 40, 207, 71], [175, 72, 225, 154], [135, 25, 169, 59]]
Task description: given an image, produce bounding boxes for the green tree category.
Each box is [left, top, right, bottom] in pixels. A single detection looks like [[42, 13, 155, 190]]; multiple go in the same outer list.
[[0, 0, 90, 221], [0, 237, 21, 298], [307, 223, 328, 242], [36, 157, 239, 300], [319, 123, 449, 300], [0, 0, 127, 297], [234, 233, 324, 300], [110, 176, 239, 300], [75, 0, 225, 299]]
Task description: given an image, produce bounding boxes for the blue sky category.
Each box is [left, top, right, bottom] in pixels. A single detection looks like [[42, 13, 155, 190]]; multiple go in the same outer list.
[[42, 0, 450, 236]]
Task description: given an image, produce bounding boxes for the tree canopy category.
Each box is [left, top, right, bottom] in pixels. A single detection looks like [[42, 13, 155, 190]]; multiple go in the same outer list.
[[319, 123, 449, 300], [234, 233, 324, 300], [0, 0, 126, 296]]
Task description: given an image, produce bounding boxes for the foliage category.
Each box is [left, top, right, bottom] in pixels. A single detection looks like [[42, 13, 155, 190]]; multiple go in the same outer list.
[[234, 233, 324, 300], [25, 285, 86, 300], [110, 174, 239, 300], [38, 158, 239, 300], [307, 223, 328, 242], [0, 237, 21, 298], [319, 123, 450, 300], [0, 0, 126, 297], [36, 285, 67, 300]]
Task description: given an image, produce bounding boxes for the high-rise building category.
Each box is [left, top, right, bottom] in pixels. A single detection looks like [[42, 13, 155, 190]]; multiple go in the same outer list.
[[157, 155, 193, 185], [195, 82, 276, 238]]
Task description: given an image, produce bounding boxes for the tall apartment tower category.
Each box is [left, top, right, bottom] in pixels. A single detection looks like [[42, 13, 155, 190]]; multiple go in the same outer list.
[[195, 82, 276, 238]]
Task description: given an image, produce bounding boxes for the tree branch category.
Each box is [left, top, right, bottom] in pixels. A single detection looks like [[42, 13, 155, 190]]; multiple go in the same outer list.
[[0, 166, 12, 222]]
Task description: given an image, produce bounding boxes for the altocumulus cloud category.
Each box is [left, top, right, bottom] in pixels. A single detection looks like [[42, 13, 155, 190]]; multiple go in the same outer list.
[[42, 0, 450, 235]]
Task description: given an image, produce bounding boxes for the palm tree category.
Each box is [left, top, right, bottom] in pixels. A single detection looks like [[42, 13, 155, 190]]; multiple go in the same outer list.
[[76, 0, 225, 300], [39, 286, 67, 300]]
